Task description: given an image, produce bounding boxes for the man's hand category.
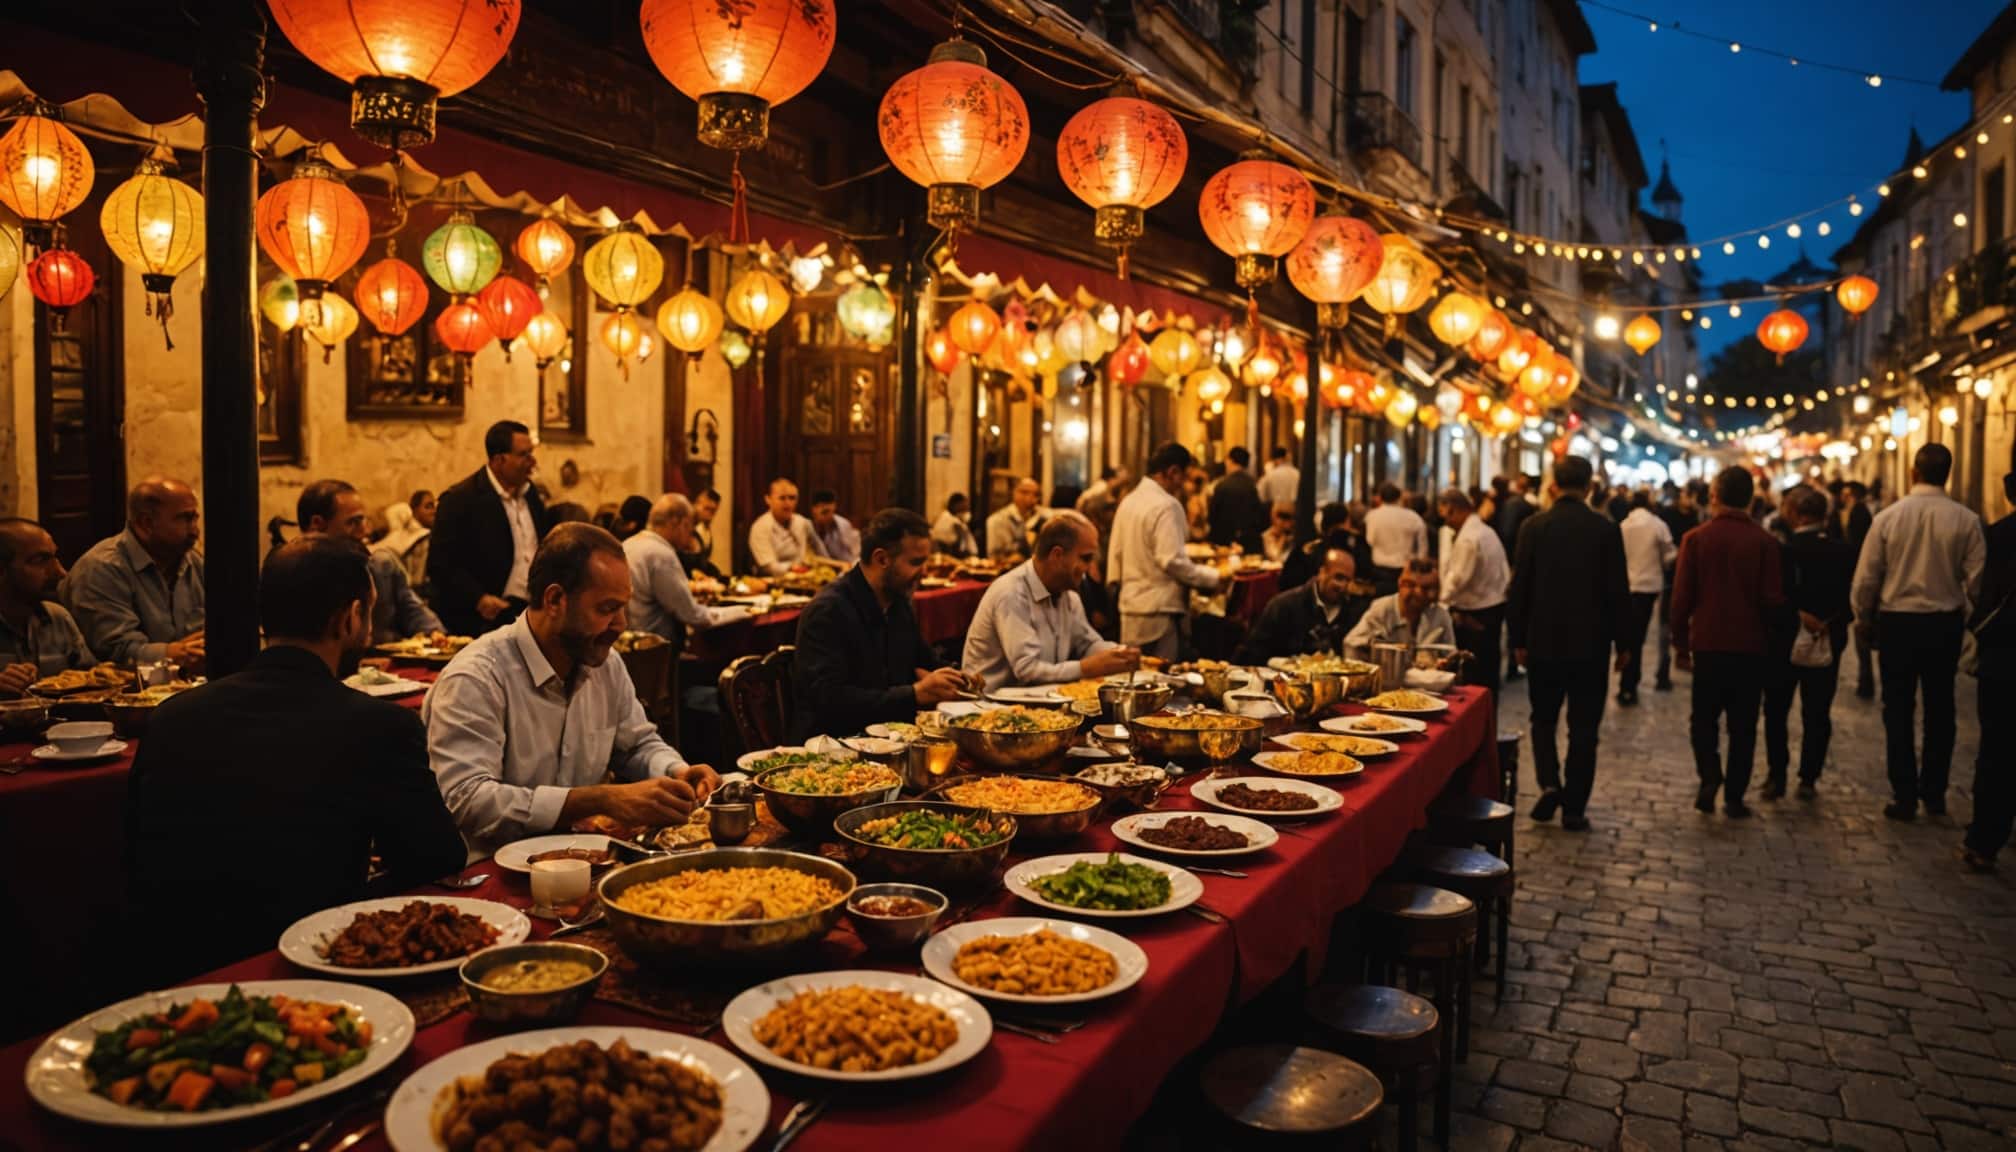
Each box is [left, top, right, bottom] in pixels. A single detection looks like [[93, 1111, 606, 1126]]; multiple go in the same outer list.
[[1514, 648, 1529, 667], [1675, 650, 1693, 672], [476, 594, 512, 621], [677, 763, 722, 806], [914, 666, 974, 706], [0, 662, 35, 698], [1854, 620, 1874, 645], [1799, 611, 1826, 635], [167, 631, 206, 668], [1081, 646, 1142, 679], [591, 777, 700, 828]]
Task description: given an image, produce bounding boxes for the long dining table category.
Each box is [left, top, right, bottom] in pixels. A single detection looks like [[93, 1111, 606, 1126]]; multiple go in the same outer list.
[[0, 685, 1497, 1151], [687, 578, 990, 662]]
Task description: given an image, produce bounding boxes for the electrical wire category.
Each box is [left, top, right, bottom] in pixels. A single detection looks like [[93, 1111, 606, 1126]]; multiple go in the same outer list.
[[1578, 0, 1945, 88]]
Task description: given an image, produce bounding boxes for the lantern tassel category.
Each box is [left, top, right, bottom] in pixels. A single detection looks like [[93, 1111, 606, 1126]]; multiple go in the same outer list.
[[1116, 246, 1129, 281], [150, 290, 176, 351], [729, 153, 751, 247]]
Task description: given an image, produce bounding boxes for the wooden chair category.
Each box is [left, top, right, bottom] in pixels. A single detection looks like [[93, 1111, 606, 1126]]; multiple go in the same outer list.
[[718, 646, 794, 761]]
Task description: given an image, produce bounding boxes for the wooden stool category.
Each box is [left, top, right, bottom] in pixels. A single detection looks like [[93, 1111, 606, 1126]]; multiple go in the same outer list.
[[1304, 985, 1442, 1152], [1362, 883, 1476, 1145], [1429, 794, 1516, 869], [1411, 846, 1515, 1020], [1496, 728, 1523, 804], [1199, 1043, 1383, 1150]]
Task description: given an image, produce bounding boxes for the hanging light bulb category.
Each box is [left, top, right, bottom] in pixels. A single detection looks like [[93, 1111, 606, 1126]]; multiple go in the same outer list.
[[255, 157, 371, 299], [581, 224, 665, 312], [353, 244, 429, 337], [1199, 151, 1316, 292], [879, 38, 1030, 230], [422, 209, 503, 297], [836, 280, 895, 347], [657, 286, 725, 360], [514, 218, 575, 296], [260, 275, 301, 332], [100, 157, 205, 348], [0, 106, 95, 245], [1056, 90, 1188, 276], [517, 309, 569, 370], [475, 275, 541, 358], [640, 0, 836, 151], [299, 291, 359, 363]]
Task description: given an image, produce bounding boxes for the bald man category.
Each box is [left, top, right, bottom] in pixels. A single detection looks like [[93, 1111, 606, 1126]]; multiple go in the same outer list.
[[986, 477, 1047, 561], [63, 476, 206, 668], [626, 493, 750, 644]]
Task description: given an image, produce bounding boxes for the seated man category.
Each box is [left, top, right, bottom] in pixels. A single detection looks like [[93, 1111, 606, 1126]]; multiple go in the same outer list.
[[1281, 501, 1370, 591], [792, 509, 976, 739], [932, 493, 978, 558], [986, 478, 1046, 561], [807, 488, 860, 565], [427, 524, 719, 855], [296, 479, 444, 645], [1344, 556, 1456, 660], [63, 476, 206, 669], [625, 493, 749, 647], [962, 514, 1139, 690], [0, 518, 94, 696], [1235, 548, 1370, 664], [1260, 502, 1298, 564], [748, 478, 817, 577], [127, 535, 466, 983], [681, 488, 725, 581]]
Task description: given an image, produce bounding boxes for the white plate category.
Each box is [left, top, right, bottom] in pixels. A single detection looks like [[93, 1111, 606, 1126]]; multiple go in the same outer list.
[[1191, 775, 1345, 819], [735, 744, 856, 773], [722, 970, 992, 1083], [1110, 811, 1279, 858], [384, 1026, 768, 1152], [31, 739, 128, 763], [986, 684, 1069, 705], [1003, 852, 1205, 919], [1321, 713, 1429, 737], [1269, 731, 1400, 757], [343, 673, 428, 697], [921, 917, 1149, 1006], [1363, 694, 1451, 716], [865, 722, 924, 741], [278, 897, 530, 977], [26, 980, 413, 1129], [935, 699, 1007, 717], [492, 834, 613, 873], [1251, 749, 1365, 779]]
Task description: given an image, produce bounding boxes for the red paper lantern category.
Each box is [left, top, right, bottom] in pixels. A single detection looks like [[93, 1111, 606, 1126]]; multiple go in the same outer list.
[[1286, 214, 1382, 328], [1835, 274, 1878, 318], [353, 250, 428, 336], [436, 299, 492, 359], [880, 40, 1029, 230], [1108, 330, 1151, 388], [1199, 153, 1315, 291], [640, 0, 836, 151], [1056, 94, 1187, 276], [1468, 309, 1512, 361], [255, 158, 371, 298], [268, 0, 520, 148], [1757, 308, 1809, 364], [475, 275, 541, 358], [25, 246, 94, 328], [926, 327, 962, 375]]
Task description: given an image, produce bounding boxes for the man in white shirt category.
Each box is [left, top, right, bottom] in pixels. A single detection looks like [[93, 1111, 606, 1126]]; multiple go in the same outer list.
[[1617, 489, 1677, 705], [807, 489, 860, 565], [427, 524, 718, 856], [748, 478, 817, 577], [624, 494, 748, 645], [986, 477, 1046, 561], [1363, 483, 1428, 595], [963, 514, 1139, 689], [1436, 488, 1510, 694], [1108, 443, 1228, 661], [1850, 444, 1988, 820], [1256, 446, 1301, 507], [1344, 557, 1456, 660], [931, 493, 978, 558]]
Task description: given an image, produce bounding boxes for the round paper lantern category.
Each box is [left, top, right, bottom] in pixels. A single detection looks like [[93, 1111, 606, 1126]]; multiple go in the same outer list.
[[1435, 386, 1464, 420], [255, 158, 371, 298], [300, 292, 359, 362], [514, 218, 574, 294], [1108, 330, 1151, 388], [996, 298, 1032, 363], [1623, 314, 1662, 356], [1468, 308, 1512, 361], [717, 327, 752, 369], [422, 210, 502, 297], [1497, 329, 1540, 379], [836, 280, 895, 347], [949, 298, 1000, 357], [101, 159, 206, 346], [879, 39, 1030, 229], [353, 249, 429, 336], [600, 310, 647, 373], [926, 327, 962, 375], [0, 111, 94, 236], [640, 0, 836, 150], [517, 309, 569, 368], [25, 246, 94, 328], [724, 266, 789, 334], [656, 286, 725, 359], [1053, 309, 1101, 364], [1513, 392, 1541, 417], [475, 275, 540, 356], [1385, 390, 1419, 428], [1518, 348, 1555, 397], [1148, 327, 1201, 381], [1056, 94, 1187, 275], [1198, 153, 1316, 290], [1546, 360, 1580, 406], [1361, 233, 1439, 331], [436, 299, 491, 359], [0, 225, 19, 301], [1242, 340, 1282, 388], [267, 0, 520, 148], [1193, 366, 1231, 404], [1286, 214, 1383, 328], [1427, 291, 1486, 348], [1490, 402, 1522, 433], [1836, 274, 1878, 317], [582, 224, 664, 312], [1757, 308, 1809, 363], [1361, 376, 1394, 416], [260, 276, 301, 331]]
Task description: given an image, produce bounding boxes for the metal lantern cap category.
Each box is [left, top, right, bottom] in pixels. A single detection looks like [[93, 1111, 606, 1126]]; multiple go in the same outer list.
[[698, 92, 770, 151], [351, 75, 439, 150]]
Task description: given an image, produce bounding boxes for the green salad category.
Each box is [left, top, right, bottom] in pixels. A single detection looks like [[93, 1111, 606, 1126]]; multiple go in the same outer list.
[[85, 985, 372, 1112], [1028, 853, 1173, 910], [852, 809, 1013, 850], [762, 760, 899, 795]]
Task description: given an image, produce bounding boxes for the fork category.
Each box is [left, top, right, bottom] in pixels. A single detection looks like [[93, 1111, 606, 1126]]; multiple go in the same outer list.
[[431, 872, 490, 890], [551, 906, 605, 937], [993, 1019, 1062, 1044], [768, 1096, 830, 1152], [1185, 865, 1248, 878]]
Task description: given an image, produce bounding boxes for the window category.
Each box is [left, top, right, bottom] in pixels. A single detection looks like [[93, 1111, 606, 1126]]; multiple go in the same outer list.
[[1300, 0, 1318, 113], [1396, 16, 1417, 117], [1510, 0, 1527, 84], [1986, 162, 2007, 245], [1458, 83, 1473, 173], [1278, 0, 1296, 104], [1344, 9, 1364, 92]]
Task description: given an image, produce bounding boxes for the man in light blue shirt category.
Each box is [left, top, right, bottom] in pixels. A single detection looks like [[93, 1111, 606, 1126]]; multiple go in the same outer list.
[[963, 514, 1138, 690], [624, 493, 749, 646], [808, 488, 860, 565], [62, 477, 206, 668], [425, 524, 719, 855]]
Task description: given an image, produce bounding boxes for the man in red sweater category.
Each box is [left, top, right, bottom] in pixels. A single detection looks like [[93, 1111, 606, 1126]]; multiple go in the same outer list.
[[1671, 467, 1784, 818]]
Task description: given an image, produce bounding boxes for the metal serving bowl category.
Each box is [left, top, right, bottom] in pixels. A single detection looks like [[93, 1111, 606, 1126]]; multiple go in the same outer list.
[[832, 801, 1017, 891], [1268, 672, 1344, 720], [0, 698, 51, 737], [844, 883, 950, 953], [598, 848, 856, 971], [104, 694, 163, 740], [1098, 679, 1176, 724], [1126, 710, 1268, 764], [753, 764, 904, 836], [944, 712, 1086, 773], [458, 942, 610, 1027], [927, 775, 1103, 840], [1069, 762, 1174, 811]]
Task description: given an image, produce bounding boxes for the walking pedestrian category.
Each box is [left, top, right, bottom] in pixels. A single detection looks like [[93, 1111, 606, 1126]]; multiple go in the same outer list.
[[1436, 488, 1509, 696], [1961, 472, 2016, 871], [1851, 444, 1987, 821], [1654, 482, 1704, 690], [1617, 490, 1676, 705], [1496, 473, 1538, 682], [1671, 466, 1783, 818], [1762, 486, 1853, 799], [1507, 456, 1631, 831], [1364, 483, 1428, 596], [1834, 480, 1877, 697]]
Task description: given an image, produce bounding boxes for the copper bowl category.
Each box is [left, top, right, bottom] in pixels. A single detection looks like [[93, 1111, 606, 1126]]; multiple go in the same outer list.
[[105, 694, 163, 739], [1269, 673, 1343, 719], [927, 774, 1102, 840], [1126, 710, 1268, 764], [833, 801, 1017, 891], [598, 848, 856, 971], [944, 712, 1085, 773], [753, 764, 904, 836]]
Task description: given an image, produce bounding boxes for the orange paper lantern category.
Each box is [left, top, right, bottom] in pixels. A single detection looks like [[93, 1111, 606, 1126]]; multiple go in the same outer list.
[[1286, 214, 1383, 328], [948, 298, 1001, 357], [1518, 348, 1555, 397], [1757, 308, 1809, 364], [640, 0, 836, 150], [880, 40, 1029, 230], [1056, 94, 1187, 276], [1623, 314, 1662, 356], [353, 250, 429, 336], [1835, 274, 1878, 317], [926, 327, 962, 375], [436, 299, 491, 358], [1497, 329, 1540, 380], [25, 246, 94, 327], [268, 0, 520, 148], [1199, 153, 1315, 290], [255, 158, 371, 298], [0, 111, 94, 234], [518, 309, 569, 368], [476, 275, 541, 357], [600, 311, 647, 376], [1428, 291, 1486, 348], [514, 218, 574, 293], [1468, 308, 1512, 361]]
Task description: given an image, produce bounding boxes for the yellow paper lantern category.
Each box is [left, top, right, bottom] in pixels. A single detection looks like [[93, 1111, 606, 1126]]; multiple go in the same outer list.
[[724, 266, 789, 334], [260, 276, 300, 331], [299, 292, 358, 363], [0, 225, 19, 301], [1361, 233, 1439, 320], [1053, 309, 1101, 363], [1623, 314, 1662, 355], [657, 286, 725, 358], [101, 159, 206, 348], [517, 309, 570, 368], [1148, 326, 1200, 380], [1490, 402, 1522, 433], [1427, 291, 1485, 348], [601, 310, 647, 375], [1242, 341, 1282, 388], [1193, 366, 1231, 403], [1384, 390, 1419, 428], [581, 224, 664, 311]]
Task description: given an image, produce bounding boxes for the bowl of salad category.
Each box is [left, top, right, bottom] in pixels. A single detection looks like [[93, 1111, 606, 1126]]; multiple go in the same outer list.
[[833, 801, 1019, 891], [945, 704, 1084, 772], [753, 757, 903, 835]]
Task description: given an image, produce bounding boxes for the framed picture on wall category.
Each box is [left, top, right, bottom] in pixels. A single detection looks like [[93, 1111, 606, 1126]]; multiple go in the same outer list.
[[537, 266, 590, 441], [341, 200, 476, 421]]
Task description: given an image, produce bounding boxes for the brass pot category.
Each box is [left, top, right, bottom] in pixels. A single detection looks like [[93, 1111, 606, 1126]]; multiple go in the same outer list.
[[598, 848, 856, 971]]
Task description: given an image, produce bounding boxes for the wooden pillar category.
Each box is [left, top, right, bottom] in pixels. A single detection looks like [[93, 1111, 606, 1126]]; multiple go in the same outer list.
[[892, 224, 929, 512], [193, 0, 266, 676], [1295, 347, 1322, 545]]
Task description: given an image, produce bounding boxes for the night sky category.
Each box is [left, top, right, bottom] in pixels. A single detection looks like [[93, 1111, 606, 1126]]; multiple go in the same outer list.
[[1577, 0, 1996, 360]]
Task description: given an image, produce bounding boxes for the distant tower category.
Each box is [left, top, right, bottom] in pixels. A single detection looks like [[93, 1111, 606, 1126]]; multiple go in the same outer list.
[[1902, 125, 1926, 170], [1652, 141, 1683, 223]]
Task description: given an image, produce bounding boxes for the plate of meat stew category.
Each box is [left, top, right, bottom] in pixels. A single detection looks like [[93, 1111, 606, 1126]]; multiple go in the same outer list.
[[1190, 776, 1345, 819], [1109, 811, 1279, 857], [279, 898, 530, 978]]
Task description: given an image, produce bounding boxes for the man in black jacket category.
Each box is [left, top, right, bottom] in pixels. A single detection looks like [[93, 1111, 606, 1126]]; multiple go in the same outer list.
[[1235, 548, 1369, 664], [429, 421, 549, 636], [1834, 480, 1877, 697], [1963, 472, 2016, 872], [791, 509, 977, 741], [1207, 446, 1266, 554], [1507, 456, 1631, 830], [126, 534, 466, 985], [1762, 486, 1854, 798], [1495, 473, 1538, 681]]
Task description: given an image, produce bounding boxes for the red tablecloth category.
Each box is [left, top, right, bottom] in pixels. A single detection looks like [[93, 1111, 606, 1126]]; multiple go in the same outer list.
[[688, 579, 988, 662], [0, 688, 1495, 1152]]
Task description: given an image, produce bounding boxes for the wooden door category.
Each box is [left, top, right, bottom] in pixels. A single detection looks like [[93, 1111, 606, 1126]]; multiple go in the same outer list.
[[35, 200, 126, 563], [772, 302, 898, 527]]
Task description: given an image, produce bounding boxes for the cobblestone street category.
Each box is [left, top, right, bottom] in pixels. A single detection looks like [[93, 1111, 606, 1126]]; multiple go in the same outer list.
[[1452, 666, 2013, 1151]]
